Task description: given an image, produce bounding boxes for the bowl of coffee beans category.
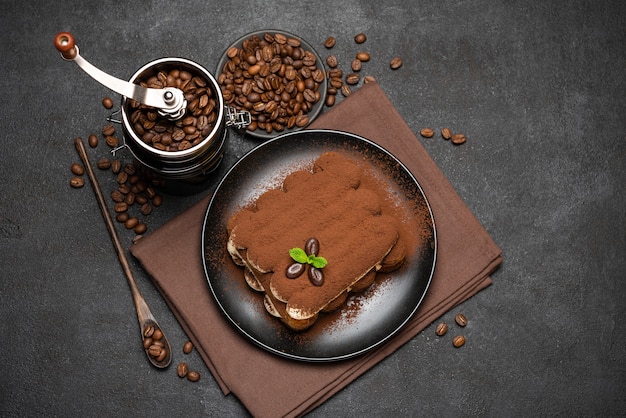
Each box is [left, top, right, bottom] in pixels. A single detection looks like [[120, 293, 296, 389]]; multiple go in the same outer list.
[[216, 30, 327, 139]]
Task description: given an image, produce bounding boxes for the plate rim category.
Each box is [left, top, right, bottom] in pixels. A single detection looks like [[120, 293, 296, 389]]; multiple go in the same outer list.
[[201, 129, 437, 361]]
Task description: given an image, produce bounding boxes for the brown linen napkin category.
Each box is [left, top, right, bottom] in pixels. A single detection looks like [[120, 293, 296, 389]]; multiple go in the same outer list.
[[130, 82, 502, 418]]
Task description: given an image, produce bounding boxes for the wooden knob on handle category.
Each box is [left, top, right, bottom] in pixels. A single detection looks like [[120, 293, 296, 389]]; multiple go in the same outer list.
[[54, 32, 77, 60]]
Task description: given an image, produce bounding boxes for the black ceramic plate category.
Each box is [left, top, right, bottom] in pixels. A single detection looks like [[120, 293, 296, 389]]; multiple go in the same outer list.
[[201, 130, 436, 362], [216, 30, 327, 140]]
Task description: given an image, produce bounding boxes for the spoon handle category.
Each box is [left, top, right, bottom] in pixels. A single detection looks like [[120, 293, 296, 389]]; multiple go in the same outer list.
[[74, 138, 168, 363]]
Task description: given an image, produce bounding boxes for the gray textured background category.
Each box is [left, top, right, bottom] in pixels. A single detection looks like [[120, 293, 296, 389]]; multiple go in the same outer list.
[[1, 1, 624, 416]]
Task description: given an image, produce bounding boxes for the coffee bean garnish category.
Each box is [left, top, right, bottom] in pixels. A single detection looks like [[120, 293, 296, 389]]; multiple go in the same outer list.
[[455, 313, 468, 327], [286, 238, 327, 286]]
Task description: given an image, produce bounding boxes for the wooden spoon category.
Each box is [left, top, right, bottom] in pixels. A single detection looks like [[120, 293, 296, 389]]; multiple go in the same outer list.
[[74, 137, 172, 369]]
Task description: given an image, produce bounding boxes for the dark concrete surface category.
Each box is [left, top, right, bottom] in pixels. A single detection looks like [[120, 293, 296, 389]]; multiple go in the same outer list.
[[1, 1, 625, 416]]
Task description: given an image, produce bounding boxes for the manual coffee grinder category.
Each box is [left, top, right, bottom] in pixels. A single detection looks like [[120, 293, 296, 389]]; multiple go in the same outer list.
[[54, 32, 250, 194]]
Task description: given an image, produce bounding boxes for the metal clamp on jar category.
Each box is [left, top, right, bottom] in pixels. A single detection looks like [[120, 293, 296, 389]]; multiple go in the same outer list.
[[54, 32, 250, 194]]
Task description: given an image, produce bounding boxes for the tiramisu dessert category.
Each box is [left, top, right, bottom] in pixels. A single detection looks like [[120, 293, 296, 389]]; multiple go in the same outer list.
[[226, 151, 408, 331]]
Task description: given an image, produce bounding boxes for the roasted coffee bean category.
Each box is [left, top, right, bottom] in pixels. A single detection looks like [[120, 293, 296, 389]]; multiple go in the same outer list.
[[105, 135, 119, 148], [177, 362, 189, 378], [71, 163, 84, 176], [326, 55, 338, 68], [111, 159, 122, 174], [187, 371, 200, 382], [436, 323, 448, 336], [88, 134, 99, 148], [351, 59, 362, 72], [152, 328, 163, 341], [111, 190, 125, 203], [134, 223, 147, 235], [308, 267, 324, 286], [325, 94, 336, 107], [102, 97, 114, 109], [69, 176, 84, 188], [356, 51, 370, 62], [455, 313, 468, 327], [148, 345, 162, 357], [116, 171, 128, 184], [453, 335, 465, 348], [354, 33, 367, 44], [116, 212, 129, 223], [124, 192, 135, 206], [345, 73, 360, 85], [286, 262, 305, 279], [324, 36, 336, 48], [341, 84, 352, 97], [305, 237, 320, 256], [143, 325, 155, 338], [364, 75, 376, 83], [142, 337, 153, 349], [102, 124, 116, 137], [183, 341, 194, 354], [151, 194, 163, 207], [451, 133, 467, 145], [156, 349, 167, 362], [124, 216, 139, 229], [97, 158, 111, 170], [441, 127, 452, 140], [420, 128, 434, 138], [140, 203, 153, 215], [114, 202, 128, 213], [390, 57, 403, 69]]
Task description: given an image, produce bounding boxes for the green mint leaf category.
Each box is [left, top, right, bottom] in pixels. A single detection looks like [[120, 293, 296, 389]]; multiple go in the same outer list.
[[309, 256, 328, 269], [289, 247, 308, 263]]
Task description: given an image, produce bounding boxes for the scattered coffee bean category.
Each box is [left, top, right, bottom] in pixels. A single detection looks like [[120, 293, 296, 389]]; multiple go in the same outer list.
[[436, 322, 448, 336], [354, 33, 367, 44], [71, 163, 84, 176], [441, 127, 452, 140], [69, 176, 85, 188], [420, 128, 434, 138], [187, 371, 201, 382], [111, 159, 122, 174], [345, 73, 360, 85], [451, 133, 467, 145], [177, 362, 189, 378], [152, 194, 163, 207], [453, 335, 465, 348], [124, 217, 139, 229], [325, 94, 336, 107], [326, 55, 339, 68], [324, 36, 336, 48], [390, 57, 403, 69], [134, 223, 147, 235], [88, 134, 99, 148], [351, 59, 362, 72], [114, 202, 128, 213], [183, 341, 194, 354], [355, 51, 370, 62], [363, 75, 376, 83], [105, 135, 119, 148], [102, 97, 114, 109], [102, 124, 116, 137], [341, 85, 352, 97], [455, 313, 468, 327], [96, 158, 111, 169], [116, 212, 129, 223]]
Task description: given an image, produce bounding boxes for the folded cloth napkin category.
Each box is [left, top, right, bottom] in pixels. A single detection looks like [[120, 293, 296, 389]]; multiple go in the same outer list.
[[130, 82, 502, 418]]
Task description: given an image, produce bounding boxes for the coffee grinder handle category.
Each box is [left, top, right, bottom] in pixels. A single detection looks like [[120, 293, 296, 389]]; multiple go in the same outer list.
[[53, 32, 186, 120]]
